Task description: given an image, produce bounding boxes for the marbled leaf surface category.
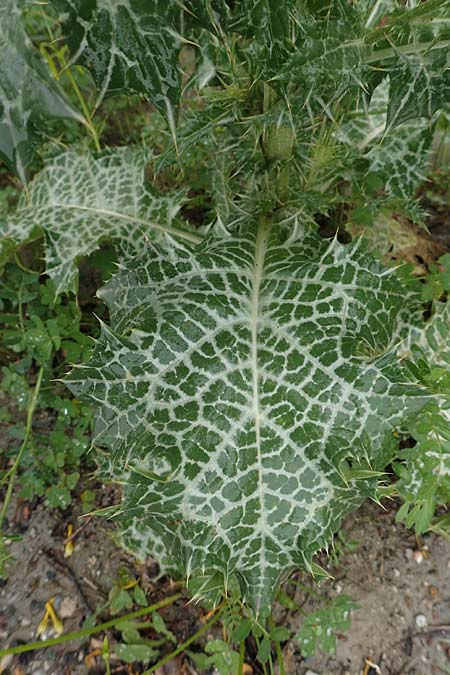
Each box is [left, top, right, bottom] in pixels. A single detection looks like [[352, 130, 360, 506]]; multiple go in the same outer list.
[[52, 0, 181, 128], [0, 148, 199, 294], [67, 218, 428, 613], [0, 0, 82, 182]]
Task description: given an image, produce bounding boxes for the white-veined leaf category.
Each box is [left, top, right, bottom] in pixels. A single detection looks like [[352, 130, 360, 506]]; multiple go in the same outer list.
[[67, 217, 428, 614], [0, 0, 83, 182], [52, 0, 181, 130], [0, 147, 200, 294], [338, 79, 433, 197]]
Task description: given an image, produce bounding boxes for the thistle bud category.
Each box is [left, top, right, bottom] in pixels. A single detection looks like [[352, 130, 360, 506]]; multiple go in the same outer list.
[[263, 125, 295, 161]]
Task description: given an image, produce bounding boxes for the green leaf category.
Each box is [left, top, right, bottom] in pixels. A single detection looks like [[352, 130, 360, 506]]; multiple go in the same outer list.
[[395, 300, 450, 534], [152, 611, 176, 643], [296, 594, 358, 657], [0, 0, 82, 182], [67, 218, 428, 615], [52, 0, 181, 129], [232, 618, 253, 643], [109, 589, 133, 615], [114, 642, 159, 664], [120, 621, 141, 645], [270, 626, 290, 642], [132, 584, 147, 607], [24, 319, 53, 364], [257, 637, 271, 664], [0, 147, 199, 294], [199, 640, 241, 675], [46, 484, 72, 509]]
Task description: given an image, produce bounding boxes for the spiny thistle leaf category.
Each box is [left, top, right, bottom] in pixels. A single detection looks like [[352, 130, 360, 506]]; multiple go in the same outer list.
[[0, 147, 199, 294], [0, 0, 83, 182], [52, 0, 181, 129], [66, 218, 428, 614], [338, 79, 433, 198], [386, 50, 450, 129]]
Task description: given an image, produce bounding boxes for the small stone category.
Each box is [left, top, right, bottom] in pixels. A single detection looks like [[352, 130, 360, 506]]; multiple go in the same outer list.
[[20, 617, 31, 627], [413, 550, 423, 564], [60, 596, 77, 619], [305, 671, 321, 675], [415, 614, 428, 628], [393, 568, 400, 577]]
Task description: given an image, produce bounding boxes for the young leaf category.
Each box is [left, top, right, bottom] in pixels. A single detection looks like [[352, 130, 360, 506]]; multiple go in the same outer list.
[[67, 217, 428, 615]]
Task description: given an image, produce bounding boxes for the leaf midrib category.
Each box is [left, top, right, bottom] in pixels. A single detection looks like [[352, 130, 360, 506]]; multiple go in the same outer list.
[[250, 217, 271, 600], [16, 203, 204, 246]]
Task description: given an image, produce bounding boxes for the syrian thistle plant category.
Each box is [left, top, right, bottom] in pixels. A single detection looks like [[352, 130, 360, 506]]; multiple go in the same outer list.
[[1, 0, 450, 619]]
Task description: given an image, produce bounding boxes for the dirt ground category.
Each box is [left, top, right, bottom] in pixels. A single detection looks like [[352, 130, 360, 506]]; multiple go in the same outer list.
[[1, 496, 450, 675]]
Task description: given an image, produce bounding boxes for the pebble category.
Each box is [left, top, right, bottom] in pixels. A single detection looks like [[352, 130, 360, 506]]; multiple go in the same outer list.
[[60, 596, 77, 618], [413, 550, 423, 564], [305, 671, 321, 675], [20, 617, 31, 627], [415, 614, 428, 628], [393, 568, 400, 577]]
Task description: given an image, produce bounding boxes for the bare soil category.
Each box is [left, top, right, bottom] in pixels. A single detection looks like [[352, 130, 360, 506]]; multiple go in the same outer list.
[[1, 496, 450, 675]]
